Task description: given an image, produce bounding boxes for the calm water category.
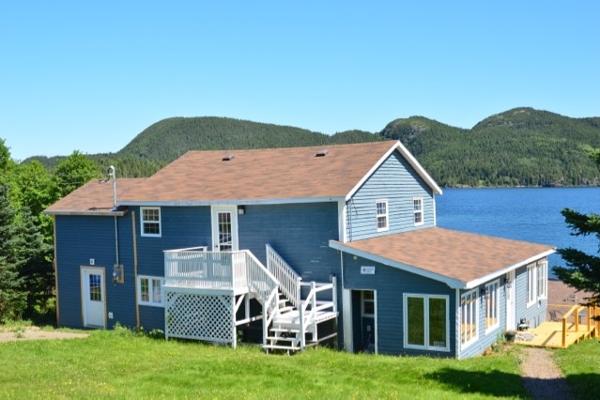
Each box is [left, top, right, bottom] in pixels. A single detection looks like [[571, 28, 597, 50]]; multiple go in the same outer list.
[[436, 187, 600, 276]]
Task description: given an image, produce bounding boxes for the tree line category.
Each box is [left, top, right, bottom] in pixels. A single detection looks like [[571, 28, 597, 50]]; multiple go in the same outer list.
[[0, 139, 98, 322]]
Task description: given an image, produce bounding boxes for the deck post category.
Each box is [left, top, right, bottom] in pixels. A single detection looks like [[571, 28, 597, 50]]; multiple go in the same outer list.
[[575, 307, 580, 332], [562, 318, 567, 348], [231, 295, 237, 349], [587, 305, 592, 334], [331, 275, 338, 314]]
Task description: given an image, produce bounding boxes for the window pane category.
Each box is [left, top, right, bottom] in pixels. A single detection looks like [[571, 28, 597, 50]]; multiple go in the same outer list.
[[414, 211, 423, 224], [376, 201, 386, 215], [429, 298, 447, 348], [377, 216, 387, 229], [407, 297, 425, 346], [141, 278, 149, 302], [413, 199, 422, 211], [143, 222, 160, 234], [89, 274, 102, 301], [152, 279, 162, 303]]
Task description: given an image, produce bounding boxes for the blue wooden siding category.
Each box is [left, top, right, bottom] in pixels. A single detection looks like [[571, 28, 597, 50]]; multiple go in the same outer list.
[[346, 150, 435, 241], [515, 263, 547, 328], [55, 214, 136, 329], [239, 202, 340, 283], [458, 279, 507, 359], [55, 203, 343, 335], [457, 260, 548, 359], [342, 253, 456, 357]]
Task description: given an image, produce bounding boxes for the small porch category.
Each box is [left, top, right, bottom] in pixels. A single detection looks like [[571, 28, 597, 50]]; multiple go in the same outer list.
[[515, 304, 599, 348]]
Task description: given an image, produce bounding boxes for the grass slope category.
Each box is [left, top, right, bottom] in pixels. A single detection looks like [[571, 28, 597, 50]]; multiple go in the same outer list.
[[0, 329, 527, 399], [554, 339, 600, 400]]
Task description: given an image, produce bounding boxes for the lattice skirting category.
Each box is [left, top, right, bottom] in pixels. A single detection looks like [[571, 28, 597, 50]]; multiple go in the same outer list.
[[165, 290, 234, 345]]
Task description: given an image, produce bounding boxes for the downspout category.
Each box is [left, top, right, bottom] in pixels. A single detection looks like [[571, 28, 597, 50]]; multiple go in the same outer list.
[[53, 216, 60, 326], [109, 166, 120, 267], [132, 210, 140, 329]]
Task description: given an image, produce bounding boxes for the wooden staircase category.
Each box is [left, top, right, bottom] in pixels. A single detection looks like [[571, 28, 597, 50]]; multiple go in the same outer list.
[[263, 244, 338, 352]]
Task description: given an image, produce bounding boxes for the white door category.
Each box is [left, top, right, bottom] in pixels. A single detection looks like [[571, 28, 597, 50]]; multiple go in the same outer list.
[[211, 205, 239, 251], [506, 270, 516, 330], [81, 267, 106, 328]]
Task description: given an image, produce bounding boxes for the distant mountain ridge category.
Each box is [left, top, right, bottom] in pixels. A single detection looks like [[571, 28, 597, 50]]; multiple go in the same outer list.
[[26, 107, 600, 187]]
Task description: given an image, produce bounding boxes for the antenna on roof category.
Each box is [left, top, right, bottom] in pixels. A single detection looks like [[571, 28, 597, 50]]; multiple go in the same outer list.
[[108, 165, 117, 208]]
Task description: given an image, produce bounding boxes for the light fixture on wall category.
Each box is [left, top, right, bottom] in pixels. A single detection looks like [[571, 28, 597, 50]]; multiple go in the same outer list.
[[238, 206, 245, 215]]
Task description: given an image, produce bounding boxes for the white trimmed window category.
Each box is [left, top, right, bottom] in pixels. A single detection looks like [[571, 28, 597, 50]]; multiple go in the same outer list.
[[413, 197, 424, 226], [403, 293, 449, 351], [376, 200, 389, 232], [527, 263, 536, 307], [141, 207, 161, 237], [361, 291, 375, 317], [485, 280, 500, 333], [137, 275, 164, 306], [537, 260, 548, 299], [460, 289, 478, 347]]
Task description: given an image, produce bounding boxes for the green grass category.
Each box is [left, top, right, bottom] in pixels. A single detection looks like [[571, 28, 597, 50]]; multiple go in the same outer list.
[[0, 328, 528, 399], [554, 339, 600, 400]]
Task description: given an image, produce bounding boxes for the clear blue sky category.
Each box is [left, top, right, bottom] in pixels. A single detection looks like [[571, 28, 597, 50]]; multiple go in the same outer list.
[[1, 1, 599, 160]]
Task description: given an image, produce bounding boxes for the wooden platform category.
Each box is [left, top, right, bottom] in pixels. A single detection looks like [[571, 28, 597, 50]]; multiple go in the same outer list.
[[515, 321, 595, 348], [516, 304, 598, 349]]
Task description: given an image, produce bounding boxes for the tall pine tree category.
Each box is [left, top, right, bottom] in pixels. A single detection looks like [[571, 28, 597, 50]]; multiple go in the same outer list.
[[555, 150, 600, 306], [0, 184, 26, 321]]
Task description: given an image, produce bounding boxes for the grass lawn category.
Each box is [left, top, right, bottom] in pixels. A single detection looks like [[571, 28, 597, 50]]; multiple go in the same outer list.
[[0, 327, 528, 399], [554, 339, 600, 400]]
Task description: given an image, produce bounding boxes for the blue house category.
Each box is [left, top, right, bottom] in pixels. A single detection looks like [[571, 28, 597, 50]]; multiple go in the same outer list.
[[47, 141, 554, 358]]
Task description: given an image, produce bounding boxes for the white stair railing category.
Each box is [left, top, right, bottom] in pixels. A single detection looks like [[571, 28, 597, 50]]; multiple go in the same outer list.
[[266, 244, 302, 308]]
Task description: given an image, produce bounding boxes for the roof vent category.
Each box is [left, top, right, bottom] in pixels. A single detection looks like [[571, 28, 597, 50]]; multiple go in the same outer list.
[[222, 154, 235, 162], [314, 149, 329, 158]]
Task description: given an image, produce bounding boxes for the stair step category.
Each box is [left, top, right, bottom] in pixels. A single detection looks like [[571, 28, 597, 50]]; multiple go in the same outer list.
[[278, 306, 295, 312], [263, 344, 301, 351], [270, 328, 300, 333], [266, 336, 298, 342]]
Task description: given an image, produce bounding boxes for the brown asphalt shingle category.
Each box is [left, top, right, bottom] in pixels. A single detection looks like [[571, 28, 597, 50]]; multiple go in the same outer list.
[[119, 141, 398, 203], [333, 227, 554, 284], [46, 178, 146, 214]]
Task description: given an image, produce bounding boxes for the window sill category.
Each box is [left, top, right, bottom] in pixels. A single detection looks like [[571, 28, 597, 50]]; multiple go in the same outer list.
[[460, 336, 479, 350], [139, 302, 165, 308], [376, 227, 389, 233], [404, 343, 450, 352], [485, 325, 500, 335], [141, 234, 162, 238]]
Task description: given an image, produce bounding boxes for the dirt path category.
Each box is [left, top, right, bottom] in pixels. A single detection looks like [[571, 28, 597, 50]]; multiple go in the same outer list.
[[0, 326, 88, 342], [520, 347, 572, 400]]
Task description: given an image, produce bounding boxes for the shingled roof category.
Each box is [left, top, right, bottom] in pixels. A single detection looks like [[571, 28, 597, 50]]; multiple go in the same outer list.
[[47, 141, 442, 214], [330, 227, 554, 288], [46, 178, 146, 215]]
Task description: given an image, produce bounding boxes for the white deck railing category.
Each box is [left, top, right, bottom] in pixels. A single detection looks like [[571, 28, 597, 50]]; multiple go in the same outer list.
[[266, 244, 302, 308], [164, 247, 277, 300]]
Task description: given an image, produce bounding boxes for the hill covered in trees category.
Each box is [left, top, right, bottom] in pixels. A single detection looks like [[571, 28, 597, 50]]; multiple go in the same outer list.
[[26, 108, 600, 187]]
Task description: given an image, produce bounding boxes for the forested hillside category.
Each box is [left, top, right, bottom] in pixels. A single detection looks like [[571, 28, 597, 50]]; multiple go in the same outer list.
[[26, 108, 600, 186]]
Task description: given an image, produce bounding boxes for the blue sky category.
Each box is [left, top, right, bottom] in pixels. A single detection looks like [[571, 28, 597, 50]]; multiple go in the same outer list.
[[1, 1, 599, 160]]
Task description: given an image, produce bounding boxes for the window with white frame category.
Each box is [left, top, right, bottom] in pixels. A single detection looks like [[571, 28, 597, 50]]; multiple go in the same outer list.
[[361, 291, 375, 317], [413, 197, 423, 225], [376, 200, 389, 232], [137, 275, 164, 306], [403, 293, 449, 351], [527, 263, 536, 306], [460, 289, 478, 347], [537, 260, 548, 299], [141, 207, 161, 237], [485, 280, 500, 332]]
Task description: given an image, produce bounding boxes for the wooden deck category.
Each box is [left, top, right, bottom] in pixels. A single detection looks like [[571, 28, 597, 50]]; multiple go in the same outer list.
[[515, 321, 595, 348], [515, 304, 598, 349]]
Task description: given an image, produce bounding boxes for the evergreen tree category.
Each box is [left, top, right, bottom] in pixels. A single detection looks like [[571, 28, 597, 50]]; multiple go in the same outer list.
[[17, 207, 53, 318], [54, 151, 99, 197], [555, 151, 600, 306], [0, 184, 26, 321]]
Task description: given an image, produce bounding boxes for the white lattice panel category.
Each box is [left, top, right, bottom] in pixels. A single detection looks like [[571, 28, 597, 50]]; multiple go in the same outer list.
[[165, 289, 234, 344]]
